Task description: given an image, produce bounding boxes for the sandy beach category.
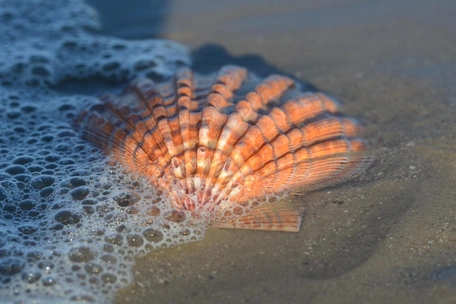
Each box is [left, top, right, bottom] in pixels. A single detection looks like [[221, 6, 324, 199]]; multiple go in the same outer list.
[[83, 0, 456, 303]]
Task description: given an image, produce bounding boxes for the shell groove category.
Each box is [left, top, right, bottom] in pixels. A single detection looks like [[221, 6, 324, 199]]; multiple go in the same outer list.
[[76, 65, 373, 213]]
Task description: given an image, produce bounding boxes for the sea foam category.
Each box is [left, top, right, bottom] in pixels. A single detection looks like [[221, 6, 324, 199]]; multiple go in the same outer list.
[[0, 0, 199, 303]]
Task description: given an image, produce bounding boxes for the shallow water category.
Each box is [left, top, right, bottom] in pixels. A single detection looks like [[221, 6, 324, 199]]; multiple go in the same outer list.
[[1, 0, 455, 303], [86, 0, 456, 303]]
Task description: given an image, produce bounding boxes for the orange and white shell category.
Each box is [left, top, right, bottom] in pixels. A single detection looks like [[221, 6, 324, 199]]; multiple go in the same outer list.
[[76, 65, 372, 215]]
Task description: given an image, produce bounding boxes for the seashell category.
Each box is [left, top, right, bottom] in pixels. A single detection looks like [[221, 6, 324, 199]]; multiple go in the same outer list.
[[76, 65, 373, 231]]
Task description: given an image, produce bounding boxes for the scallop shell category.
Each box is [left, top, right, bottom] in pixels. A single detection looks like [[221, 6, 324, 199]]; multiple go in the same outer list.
[[76, 65, 373, 230]]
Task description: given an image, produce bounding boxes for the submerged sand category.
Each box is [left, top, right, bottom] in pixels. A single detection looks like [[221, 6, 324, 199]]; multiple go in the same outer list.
[[86, 0, 456, 303]]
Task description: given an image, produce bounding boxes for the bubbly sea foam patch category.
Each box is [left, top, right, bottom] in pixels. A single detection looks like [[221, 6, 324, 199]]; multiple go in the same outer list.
[[0, 0, 194, 303], [0, 0, 189, 87]]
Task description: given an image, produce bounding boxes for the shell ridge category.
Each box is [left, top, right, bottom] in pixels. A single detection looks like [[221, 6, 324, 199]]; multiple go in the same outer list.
[[129, 78, 159, 115], [82, 100, 159, 171], [196, 104, 229, 202], [101, 95, 137, 130], [254, 75, 294, 108], [205, 117, 249, 197], [286, 139, 370, 193], [228, 92, 344, 172], [210, 66, 247, 100], [175, 67, 198, 189], [196, 66, 249, 202], [290, 153, 373, 195], [243, 137, 369, 197], [150, 84, 182, 160], [246, 148, 314, 199], [79, 113, 113, 152]]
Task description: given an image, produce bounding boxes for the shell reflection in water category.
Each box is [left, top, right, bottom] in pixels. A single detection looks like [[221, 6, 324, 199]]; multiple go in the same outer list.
[[76, 65, 373, 232]]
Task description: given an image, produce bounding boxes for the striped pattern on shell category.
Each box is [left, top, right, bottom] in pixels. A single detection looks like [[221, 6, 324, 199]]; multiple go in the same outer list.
[[76, 65, 373, 219]]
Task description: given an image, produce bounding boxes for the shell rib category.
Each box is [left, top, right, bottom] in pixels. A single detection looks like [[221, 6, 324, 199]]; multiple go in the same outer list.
[[76, 65, 373, 213]]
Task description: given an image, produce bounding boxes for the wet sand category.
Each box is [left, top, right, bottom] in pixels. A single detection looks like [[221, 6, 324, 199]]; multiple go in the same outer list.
[[87, 0, 456, 303]]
